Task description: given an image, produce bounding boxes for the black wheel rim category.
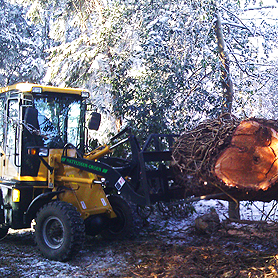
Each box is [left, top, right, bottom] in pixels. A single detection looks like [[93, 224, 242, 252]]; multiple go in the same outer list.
[[42, 216, 64, 249]]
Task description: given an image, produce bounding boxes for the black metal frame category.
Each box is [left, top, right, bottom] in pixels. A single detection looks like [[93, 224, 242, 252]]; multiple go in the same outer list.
[[137, 133, 184, 205], [90, 131, 186, 206]]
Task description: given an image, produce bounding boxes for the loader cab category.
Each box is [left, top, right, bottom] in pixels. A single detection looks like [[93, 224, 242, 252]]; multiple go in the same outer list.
[[0, 83, 89, 181]]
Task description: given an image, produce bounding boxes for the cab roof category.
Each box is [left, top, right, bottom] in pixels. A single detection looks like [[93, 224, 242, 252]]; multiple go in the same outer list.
[[0, 83, 90, 97]]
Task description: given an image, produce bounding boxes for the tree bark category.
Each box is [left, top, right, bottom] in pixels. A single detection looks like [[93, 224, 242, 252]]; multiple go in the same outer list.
[[214, 13, 234, 114], [214, 11, 238, 215]]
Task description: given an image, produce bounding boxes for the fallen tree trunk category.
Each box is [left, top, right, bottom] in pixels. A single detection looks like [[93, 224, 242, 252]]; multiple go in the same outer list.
[[171, 114, 278, 200]]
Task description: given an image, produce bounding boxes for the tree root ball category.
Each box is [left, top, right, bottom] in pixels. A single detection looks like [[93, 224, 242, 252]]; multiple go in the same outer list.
[[171, 114, 278, 196]]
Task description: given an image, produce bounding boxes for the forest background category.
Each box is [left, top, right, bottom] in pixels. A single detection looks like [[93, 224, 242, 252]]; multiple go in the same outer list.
[[1, 0, 278, 144]]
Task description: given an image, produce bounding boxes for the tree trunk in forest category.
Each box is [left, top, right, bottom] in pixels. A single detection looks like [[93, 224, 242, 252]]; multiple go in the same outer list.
[[215, 12, 234, 114], [171, 115, 278, 201], [214, 11, 237, 215]]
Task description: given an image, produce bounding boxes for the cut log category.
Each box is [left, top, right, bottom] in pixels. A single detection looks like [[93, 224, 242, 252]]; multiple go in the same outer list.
[[171, 114, 278, 199], [215, 120, 278, 191]]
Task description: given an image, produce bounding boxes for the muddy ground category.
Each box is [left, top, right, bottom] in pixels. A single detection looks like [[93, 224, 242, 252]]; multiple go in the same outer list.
[[1, 201, 278, 278]]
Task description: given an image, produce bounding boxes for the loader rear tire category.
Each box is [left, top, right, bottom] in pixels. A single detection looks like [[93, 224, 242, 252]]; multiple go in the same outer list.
[[101, 195, 133, 240], [35, 201, 85, 261]]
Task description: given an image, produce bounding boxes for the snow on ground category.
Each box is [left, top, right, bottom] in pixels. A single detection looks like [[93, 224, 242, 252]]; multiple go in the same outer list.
[[1, 199, 278, 277]]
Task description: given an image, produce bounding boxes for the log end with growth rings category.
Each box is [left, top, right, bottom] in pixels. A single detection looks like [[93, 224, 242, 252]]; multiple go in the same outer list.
[[215, 119, 278, 191], [171, 115, 278, 196]]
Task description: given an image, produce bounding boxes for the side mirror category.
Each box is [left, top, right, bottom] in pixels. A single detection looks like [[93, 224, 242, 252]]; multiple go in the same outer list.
[[88, 112, 101, 131]]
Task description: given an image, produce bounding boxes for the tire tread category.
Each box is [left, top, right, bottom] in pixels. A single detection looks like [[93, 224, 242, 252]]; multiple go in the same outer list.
[[35, 201, 85, 261]]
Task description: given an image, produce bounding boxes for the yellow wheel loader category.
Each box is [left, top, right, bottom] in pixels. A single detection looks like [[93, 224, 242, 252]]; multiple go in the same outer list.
[[0, 83, 146, 261], [0, 83, 186, 262]]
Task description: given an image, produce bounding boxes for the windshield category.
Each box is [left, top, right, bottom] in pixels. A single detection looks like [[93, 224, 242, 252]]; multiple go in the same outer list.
[[34, 95, 83, 148]]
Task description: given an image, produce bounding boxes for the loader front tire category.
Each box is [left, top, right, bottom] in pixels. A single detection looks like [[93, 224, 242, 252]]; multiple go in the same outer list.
[[101, 195, 133, 240], [35, 201, 85, 261]]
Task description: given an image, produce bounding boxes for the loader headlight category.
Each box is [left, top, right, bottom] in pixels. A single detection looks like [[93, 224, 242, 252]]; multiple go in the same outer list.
[[38, 148, 49, 157], [29, 148, 37, 156], [12, 189, 20, 202], [27, 147, 49, 157]]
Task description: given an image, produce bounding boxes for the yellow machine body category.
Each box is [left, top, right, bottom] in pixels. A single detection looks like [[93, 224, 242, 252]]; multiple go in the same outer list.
[[0, 83, 116, 230], [48, 150, 116, 219]]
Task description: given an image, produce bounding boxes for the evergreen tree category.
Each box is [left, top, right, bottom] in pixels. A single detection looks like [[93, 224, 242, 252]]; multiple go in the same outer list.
[[0, 0, 46, 86], [14, 0, 278, 141]]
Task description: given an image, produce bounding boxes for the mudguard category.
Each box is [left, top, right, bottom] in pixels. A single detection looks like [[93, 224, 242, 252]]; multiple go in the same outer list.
[[24, 191, 63, 225]]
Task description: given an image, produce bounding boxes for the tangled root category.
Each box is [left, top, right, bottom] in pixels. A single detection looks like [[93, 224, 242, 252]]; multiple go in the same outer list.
[[171, 113, 240, 195]]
